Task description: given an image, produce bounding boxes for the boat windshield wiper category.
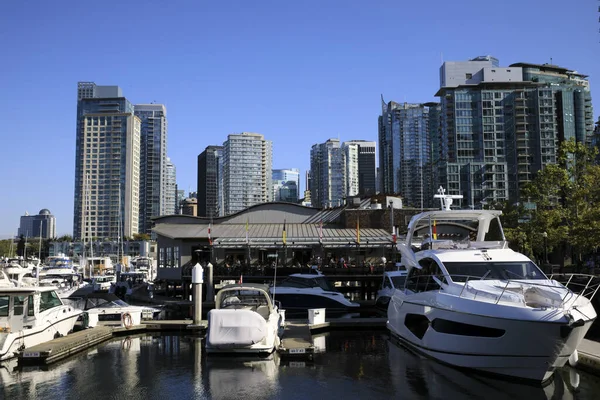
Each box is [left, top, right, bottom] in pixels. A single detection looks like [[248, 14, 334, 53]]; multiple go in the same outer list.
[[480, 270, 491, 280]]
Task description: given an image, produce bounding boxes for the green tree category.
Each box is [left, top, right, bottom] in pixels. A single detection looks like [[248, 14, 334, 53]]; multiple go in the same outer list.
[[133, 233, 151, 241], [522, 139, 600, 265]]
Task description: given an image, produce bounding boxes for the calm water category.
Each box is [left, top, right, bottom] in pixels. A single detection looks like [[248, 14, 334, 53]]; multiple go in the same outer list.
[[1, 331, 599, 400]]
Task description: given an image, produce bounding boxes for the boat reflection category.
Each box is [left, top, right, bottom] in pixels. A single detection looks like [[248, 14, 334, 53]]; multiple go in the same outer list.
[[387, 337, 581, 400], [205, 352, 281, 399]]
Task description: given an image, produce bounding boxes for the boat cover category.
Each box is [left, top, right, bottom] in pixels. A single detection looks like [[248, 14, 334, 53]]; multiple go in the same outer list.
[[207, 309, 267, 347]]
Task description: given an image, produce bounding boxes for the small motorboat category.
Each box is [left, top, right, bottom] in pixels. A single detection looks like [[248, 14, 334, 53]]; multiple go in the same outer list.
[[0, 271, 83, 361], [206, 283, 285, 355], [63, 292, 161, 329]]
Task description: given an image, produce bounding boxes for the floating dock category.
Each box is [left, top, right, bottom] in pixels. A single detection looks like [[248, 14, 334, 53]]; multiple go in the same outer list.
[[278, 321, 315, 358]]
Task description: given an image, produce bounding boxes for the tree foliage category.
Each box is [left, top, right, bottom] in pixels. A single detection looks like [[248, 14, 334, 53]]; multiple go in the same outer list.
[[520, 139, 600, 261]]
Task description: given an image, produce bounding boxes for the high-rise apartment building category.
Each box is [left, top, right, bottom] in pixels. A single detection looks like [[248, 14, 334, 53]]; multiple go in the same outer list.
[[18, 209, 56, 239], [223, 133, 273, 215], [310, 139, 345, 208], [74, 82, 141, 240], [434, 56, 593, 207], [135, 104, 169, 234], [272, 168, 300, 202], [164, 157, 177, 215], [343, 140, 377, 196], [378, 101, 437, 207], [197, 145, 224, 218]]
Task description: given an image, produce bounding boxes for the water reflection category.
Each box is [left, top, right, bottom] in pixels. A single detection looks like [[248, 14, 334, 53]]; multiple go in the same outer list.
[[387, 337, 584, 400], [0, 332, 599, 400]]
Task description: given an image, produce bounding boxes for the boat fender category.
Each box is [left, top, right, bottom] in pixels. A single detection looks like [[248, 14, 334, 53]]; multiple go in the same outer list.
[[568, 349, 579, 367], [122, 312, 133, 329]]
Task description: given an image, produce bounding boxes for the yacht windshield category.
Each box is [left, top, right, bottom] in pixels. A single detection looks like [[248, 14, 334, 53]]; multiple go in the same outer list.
[[280, 276, 337, 291], [391, 276, 407, 288], [443, 261, 546, 282], [87, 298, 130, 309]]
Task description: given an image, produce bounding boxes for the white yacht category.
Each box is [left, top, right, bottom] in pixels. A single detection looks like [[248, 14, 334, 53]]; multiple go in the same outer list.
[[109, 271, 153, 301], [375, 269, 408, 311], [206, 283, 285, 354], [41, 254, 76, 275], [270, 273, 359, 315], [387, 189, 598, 383], [63, 292, 161, 329], [0, 271, 83, 361]]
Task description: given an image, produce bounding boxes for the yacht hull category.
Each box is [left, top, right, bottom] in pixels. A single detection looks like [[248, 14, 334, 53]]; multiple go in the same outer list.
[[387, 294, 595, 382], [0, 307, 82, 361]]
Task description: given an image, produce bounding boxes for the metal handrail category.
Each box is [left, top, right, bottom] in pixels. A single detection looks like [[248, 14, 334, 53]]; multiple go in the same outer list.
[[405, 272, 600, 306]]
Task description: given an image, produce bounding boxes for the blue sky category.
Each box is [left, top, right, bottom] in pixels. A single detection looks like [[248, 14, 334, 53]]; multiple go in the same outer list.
[[1, 0, 598, 238]]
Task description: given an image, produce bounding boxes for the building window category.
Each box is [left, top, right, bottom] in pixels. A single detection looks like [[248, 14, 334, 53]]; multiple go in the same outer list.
[[465, 73, 472, 79]]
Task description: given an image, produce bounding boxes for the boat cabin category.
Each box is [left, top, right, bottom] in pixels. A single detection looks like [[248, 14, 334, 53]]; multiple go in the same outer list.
[[216, 284, 274, 320], [0, 287, 64, 332]]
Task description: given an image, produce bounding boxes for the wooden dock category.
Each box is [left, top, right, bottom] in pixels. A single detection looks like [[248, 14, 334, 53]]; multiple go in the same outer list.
[[575, 338, 600, 375], [19, 326, 114, 365], [278, 321, 315, 358]]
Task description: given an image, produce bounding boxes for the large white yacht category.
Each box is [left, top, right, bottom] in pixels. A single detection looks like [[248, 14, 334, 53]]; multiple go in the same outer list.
[[387, 188, 598, 383], [0, 271, 83, 361]]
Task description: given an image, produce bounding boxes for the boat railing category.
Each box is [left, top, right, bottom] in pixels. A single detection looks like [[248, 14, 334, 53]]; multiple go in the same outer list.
[[405, 273, 600, 307], [548, 273, 600, 304]]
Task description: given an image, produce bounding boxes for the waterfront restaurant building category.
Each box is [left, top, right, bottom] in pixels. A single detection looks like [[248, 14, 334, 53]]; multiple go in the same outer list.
[[152, 198, 416, 286]]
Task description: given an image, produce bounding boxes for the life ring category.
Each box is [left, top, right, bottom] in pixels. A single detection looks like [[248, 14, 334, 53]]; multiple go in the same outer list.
[[121, 312, 133, 329]]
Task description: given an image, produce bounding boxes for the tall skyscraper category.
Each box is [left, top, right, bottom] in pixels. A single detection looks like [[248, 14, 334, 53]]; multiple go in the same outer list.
[[378, 101, 437, 206], [434, 56, 593, 207], [164, 157, 177, 215], [223, 133, 273, 215], [197, 145, 224, 218], [310, 139, 345, 208], [272, 168, 300, 202], [74, 82, 141, 240], [135, 104, 169, 234], [343, 140, 377, 196], [18, 209, 56, 239]]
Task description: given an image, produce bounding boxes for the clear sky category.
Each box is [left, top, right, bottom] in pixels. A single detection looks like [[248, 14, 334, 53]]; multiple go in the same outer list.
[[1, 0, 598, 238]]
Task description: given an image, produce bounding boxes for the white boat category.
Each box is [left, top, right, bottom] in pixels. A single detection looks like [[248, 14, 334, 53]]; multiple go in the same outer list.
[[63, 292, 161, 329], [375, 269, 407, 311], [90, 275, 116, 292], [270, 273, 359, 316], [109, 271, 154, 301], [41, 254, 76, 275], [206, 283, 285, 354], [386, 188, 598, 383], [0, 271, 83, 361]]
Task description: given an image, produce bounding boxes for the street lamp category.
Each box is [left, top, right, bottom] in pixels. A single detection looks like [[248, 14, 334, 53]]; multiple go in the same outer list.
[[542, 232, 548, 267]]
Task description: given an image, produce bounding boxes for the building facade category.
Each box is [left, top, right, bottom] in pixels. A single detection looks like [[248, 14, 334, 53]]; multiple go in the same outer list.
[[197, 145, 224, 218], [310, 139, 345, 208], [164, 157, 177, 215], [434, 57, 594, 207], [74, 82, 141, 240], [344, 140, 377, 196], [135, 104, 169, 234], [378, 101, 437, 207], [223, 132, 273, 215], [272, 168, 300, 202], [18, 209, 56, 239]]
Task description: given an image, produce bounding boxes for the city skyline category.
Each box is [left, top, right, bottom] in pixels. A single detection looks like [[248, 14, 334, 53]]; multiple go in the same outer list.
[[1, 1, 598, 237]]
